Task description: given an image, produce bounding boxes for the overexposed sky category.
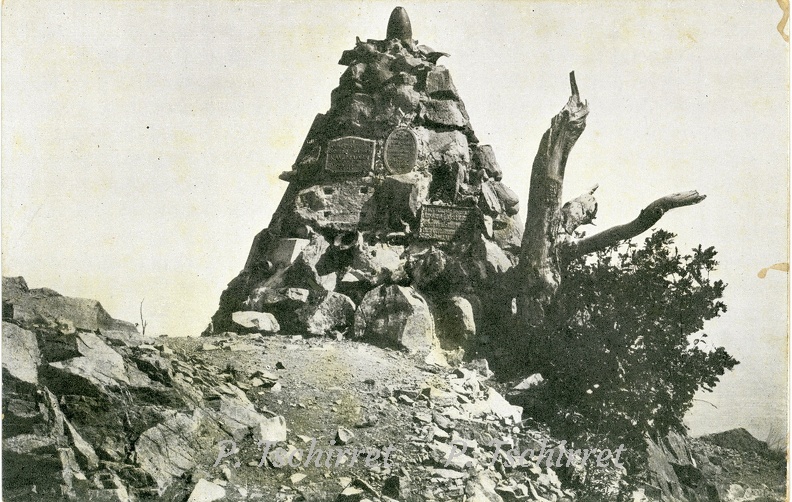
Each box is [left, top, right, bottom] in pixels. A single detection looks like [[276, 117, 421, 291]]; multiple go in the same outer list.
[[2, 1, 788, 438]]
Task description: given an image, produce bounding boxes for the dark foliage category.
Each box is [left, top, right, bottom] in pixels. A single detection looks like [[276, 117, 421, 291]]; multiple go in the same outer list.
[[531, 229, 738, 452]]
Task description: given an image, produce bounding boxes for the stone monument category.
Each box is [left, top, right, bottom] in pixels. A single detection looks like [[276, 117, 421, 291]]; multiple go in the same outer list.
[[207, 7, 523, 358]]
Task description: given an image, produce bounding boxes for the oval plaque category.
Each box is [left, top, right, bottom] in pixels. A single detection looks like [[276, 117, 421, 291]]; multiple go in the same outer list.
[[384, 127, 418, 175]]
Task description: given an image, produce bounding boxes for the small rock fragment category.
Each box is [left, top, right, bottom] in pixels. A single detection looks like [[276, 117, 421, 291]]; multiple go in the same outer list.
[[336, 427, 356, 445], [187, 479, 226, 502]]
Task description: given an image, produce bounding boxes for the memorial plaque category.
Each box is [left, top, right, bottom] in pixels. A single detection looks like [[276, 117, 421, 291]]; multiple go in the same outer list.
[[325, 136, 376, 174], [384, 127, 418, 174], [418, 205, 477, 242]]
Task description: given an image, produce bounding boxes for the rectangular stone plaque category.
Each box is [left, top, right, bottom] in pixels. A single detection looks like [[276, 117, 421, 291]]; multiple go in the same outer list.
[[325, 136, 376, 174], [418, 205, 477, 241]]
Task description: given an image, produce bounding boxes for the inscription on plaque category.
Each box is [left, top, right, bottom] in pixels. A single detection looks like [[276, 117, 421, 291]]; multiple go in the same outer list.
[[325, 136, 376, 174], [384, 128, 418, 174], [418, 205, 477, 241]]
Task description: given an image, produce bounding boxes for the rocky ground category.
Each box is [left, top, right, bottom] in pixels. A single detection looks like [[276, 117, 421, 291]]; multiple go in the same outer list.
[[2, 277, 786, 501]]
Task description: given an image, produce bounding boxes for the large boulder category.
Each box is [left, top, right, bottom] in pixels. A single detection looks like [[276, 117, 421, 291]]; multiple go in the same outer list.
[[432, 295, 478, 348], [296, 291, 356, 336], [644, 430, 721, 502], [353, 284, 438, 354], [470, 144, 502, 181], [243, 287, 310, 332], [231, 311, 280, 334], [2, 322, 41, 385], [349, 241, 407, 286], [45, 332, 155, 395], [2, 277, 138, 338], [135, 411, 207, 494]]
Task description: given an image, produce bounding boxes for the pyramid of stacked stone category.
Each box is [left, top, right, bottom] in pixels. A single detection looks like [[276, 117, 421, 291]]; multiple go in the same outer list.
[[208, 8, 524, 356]]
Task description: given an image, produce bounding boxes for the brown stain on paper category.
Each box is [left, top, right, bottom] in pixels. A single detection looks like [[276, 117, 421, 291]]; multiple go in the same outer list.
[[777, 0, 789, 42], [757, 262, 789, 278]]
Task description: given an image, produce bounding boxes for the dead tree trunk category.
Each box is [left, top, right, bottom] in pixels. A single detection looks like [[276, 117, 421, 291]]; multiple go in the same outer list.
[[518, 72, 589, 326], [517, 74, 706, 329]]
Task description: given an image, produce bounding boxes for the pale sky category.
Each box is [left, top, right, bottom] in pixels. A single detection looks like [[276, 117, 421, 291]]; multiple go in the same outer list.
[[2, 1, 788, 439]]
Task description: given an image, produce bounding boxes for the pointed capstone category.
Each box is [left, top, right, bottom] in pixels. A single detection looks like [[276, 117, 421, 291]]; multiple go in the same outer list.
[[386, 7, 412, 43]]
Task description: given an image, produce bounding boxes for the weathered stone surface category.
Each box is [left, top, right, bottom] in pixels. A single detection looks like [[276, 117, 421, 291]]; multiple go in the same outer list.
[[187, 479, 226, 502], [354, 285, 438, 355], [466, 472, 504, 502], [283, 231, 338, 292], [335, 427, 355, 445], [130, 350, 174, 385], [471, 145, 502, 181], [421, 99, 468, 128], [385, 83, 422, 114], [363, 52, 395, 87], [2, 277, 138, 336], [444, 296, 477, 341], [490, 181, 520, 215], [231, 311, 280, 334], [645, 434, 687, 501], [254, 414, 288, 443], [376, 172, 431, 230], [47, 332, 153, 391], [429, 440, 476, 470], [65, 417, 100, 470], [479, 181, 504, 215], [382, 475, 411, 499], [2, 322, 41, 385], [271, 238, 310, 267], [243, 228, 277, 273], [406, 244, 447, 289], [513, 373, 544, 390], [205, 387, 273, 441], [492, 213, 523, 252], [243, 287, 309, 312], [425, 66, 458, 99], [476, 236, 514, 274], [350, 241, 407, 286], [3, 276, 30, 300], [135, 412, 205, 494], [296, 291, 356, 336], [293, 179, 376, 232], [293, 113, 327, 171], [421, 128, 470, 166], [339, 63, 366, 90], [391, 54, 423, 73]]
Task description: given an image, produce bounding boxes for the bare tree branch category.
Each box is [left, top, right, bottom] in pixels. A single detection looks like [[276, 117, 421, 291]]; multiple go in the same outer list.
[[567, 190, 706, 258], [139, 299, 148, 337]]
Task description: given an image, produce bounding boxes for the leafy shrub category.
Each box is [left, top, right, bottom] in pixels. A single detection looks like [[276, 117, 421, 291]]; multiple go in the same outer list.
[[530, 229, 738, 452]]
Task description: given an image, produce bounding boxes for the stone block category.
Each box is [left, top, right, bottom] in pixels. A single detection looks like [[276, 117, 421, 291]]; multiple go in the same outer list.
[[471, 145, 502, 181], [293, 179, 377, 232], [376, 172, 431, 230], [354, 285, 439, 355], [2, 322, 41, 385], [270, 239, 310, 267], [421, 99, 468, 128], [424, 66, 458, 99], [231, 312, 280, 334]]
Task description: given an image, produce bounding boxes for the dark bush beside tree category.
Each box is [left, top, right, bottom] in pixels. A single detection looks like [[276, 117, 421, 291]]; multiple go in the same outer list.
[[531, 229, 738, 453]]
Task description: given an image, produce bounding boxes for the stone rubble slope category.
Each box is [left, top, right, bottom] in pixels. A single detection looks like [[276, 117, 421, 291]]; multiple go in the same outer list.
[[3, 278, 784, 501]]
